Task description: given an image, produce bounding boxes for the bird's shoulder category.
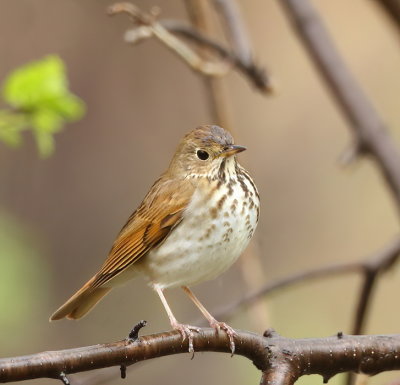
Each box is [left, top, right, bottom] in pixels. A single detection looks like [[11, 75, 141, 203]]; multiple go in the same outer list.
[[91, 175, 196, 287]]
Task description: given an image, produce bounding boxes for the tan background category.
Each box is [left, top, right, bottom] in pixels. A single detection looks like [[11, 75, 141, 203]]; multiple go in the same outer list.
[[0, 1, 399, 384]]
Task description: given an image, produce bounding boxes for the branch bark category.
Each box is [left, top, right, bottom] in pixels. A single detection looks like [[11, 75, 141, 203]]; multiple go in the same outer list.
[[2, 329, 400, 384]]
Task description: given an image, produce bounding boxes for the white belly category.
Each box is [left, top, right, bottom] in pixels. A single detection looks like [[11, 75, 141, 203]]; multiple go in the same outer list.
[[136, 174, 259, 289]]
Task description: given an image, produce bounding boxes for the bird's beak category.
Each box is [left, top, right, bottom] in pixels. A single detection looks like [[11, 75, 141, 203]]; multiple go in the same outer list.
[[219, 145, 247, 158]]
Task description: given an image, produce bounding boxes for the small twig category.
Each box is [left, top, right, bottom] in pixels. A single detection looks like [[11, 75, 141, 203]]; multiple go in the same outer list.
[[352, 238, 400, 334], [212, 260, 362, 321], [338, 140, 362, 166], [119, 365, 126, 379], [127, 320, 147, 341], [118, 320, 148, 379], [160, 20, 273, 93], [108, 2, 272, 93], [59, 372, 70, 385], [108, 2, 230, 77]]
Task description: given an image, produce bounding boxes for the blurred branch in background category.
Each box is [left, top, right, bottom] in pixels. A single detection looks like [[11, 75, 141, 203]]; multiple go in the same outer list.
[[0, 55, 85, 157], [279, 0, 400, 209], [183, 0, 233, 128], [276, 0, 400, 383], [183, 0, 270, 330], [372, 0, 400, 32], [107, 2, 273, 94], [212, 237, 400, 323]]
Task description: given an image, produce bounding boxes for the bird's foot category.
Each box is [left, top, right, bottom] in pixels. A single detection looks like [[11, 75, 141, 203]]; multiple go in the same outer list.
[[171, 321, 201, 354], [209, 320, 237, 355]]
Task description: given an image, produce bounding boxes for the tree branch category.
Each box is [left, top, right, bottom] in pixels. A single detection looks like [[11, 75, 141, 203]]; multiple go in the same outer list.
[[276, 2, 400, 383], [108, 2, 273, 93], [160, 20, 273, 94], [212, 237, 400, 326], [278, 0, 400, 211], [212, 0, 253, 65], [108, 2, 230, 76], [2, 329, 400, 384], [372, 0, 400, 33], [352, 237, 400, 334]]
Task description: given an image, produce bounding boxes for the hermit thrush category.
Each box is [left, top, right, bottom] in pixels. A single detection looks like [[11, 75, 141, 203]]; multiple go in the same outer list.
[[50, 125, 260, 353]]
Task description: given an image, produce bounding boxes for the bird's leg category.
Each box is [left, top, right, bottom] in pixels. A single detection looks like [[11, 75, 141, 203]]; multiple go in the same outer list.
[[154, 286, 200, 354], [181, 286, 237, 354]]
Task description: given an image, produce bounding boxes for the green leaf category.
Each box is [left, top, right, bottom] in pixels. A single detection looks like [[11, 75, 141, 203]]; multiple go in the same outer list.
[[0, 55, 86, 156], [31, 108, 63, 133], [3, 55, 67, 109], [0, 110, 28, 147], [47, 93, 86, 121]]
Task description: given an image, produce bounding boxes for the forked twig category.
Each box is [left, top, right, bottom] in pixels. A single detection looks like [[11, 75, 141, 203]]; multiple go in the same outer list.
[[108, 2, 272, 93], [108, 2, 230, 76]]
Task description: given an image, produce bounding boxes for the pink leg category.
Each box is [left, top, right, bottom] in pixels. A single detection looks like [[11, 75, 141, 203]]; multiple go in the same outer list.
[[182, 286, 237, 354], [154, 286, 200, 354]]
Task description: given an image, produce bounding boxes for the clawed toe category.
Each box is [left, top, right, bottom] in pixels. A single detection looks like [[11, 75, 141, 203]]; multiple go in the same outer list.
[[209, 321, 237, 355], [172, 323, 201, 354]]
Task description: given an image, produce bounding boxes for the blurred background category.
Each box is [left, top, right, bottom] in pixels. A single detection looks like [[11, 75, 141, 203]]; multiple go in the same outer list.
[[1, 1, 400, 384]]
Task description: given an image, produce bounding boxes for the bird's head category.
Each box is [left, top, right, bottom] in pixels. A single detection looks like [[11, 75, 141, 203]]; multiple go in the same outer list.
[[168, 125, 246, 179]]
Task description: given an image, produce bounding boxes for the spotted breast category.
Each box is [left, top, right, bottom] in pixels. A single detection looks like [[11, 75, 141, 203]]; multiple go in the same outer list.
[[135, 154, 260, 289]]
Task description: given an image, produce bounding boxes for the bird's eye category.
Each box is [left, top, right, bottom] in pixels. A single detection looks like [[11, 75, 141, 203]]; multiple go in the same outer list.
[[196, 150, 209, 161]]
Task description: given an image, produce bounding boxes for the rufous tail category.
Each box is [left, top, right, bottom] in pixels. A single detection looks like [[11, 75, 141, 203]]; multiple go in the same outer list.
[[50, 277, 111, 321]]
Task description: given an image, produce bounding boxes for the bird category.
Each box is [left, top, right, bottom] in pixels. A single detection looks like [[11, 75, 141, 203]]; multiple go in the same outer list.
[[50, 125, 260, 353]]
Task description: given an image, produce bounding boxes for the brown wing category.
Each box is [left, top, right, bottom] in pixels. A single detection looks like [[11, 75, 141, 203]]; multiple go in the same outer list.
[[50, 175, 195, 321], [91, 176, 195, 288]]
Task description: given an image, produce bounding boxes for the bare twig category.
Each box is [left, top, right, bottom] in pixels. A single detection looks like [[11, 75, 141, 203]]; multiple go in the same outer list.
[[352, 237, 400, 334], [159, 20, 273, 93], [108, 2, 272, 93], [59, 372, 70, 385], [212, 237, 400, 322], [213, 260, 361, 321], [108, 2, 230, 76], [1, 329, 400, 384]]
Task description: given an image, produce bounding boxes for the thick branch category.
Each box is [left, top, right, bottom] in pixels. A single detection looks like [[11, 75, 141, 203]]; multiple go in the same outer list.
[[1, 330, 400, 384]]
